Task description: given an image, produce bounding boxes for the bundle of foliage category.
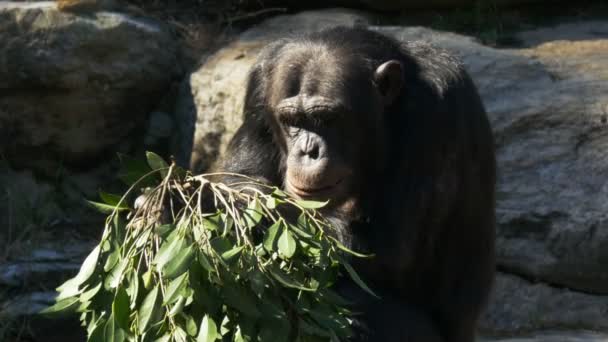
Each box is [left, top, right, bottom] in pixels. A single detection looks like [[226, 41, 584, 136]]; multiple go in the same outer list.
[[43, 152, 374, 342]]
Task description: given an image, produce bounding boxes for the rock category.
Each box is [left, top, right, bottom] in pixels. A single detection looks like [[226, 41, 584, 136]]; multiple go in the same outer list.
[[481, 332, 608, 342], [241, 0, 551, 11], [1, 291, 57, 317], [480, 273, 608, 334], [172, 9, 371, 172], [0, 291, 86, 342], [0, 1, 180, 175], [356, 0, 547, 10], [0, 243, 93, 287]]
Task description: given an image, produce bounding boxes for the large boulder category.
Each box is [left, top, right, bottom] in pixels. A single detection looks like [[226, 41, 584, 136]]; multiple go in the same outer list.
[[241, 0, 552, 11], [174, 9, 608, 334], [0, 1, 180, 174], [480, 273, 608, 334]]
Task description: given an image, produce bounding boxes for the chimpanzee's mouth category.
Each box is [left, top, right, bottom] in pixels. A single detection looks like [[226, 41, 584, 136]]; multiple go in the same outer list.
[[286, 178, 345, 198]]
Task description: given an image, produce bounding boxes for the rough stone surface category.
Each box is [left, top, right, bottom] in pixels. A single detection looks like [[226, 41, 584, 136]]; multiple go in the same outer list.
[[481, 332, 608, 342], [0, 244, 92, 287], [242, 0, 551, 11], [480, 273, 608, 334], [0, 1, 180, 174]]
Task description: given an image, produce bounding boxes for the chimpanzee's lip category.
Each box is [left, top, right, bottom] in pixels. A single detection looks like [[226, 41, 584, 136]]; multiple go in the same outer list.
[[286, 178, 344, 198]]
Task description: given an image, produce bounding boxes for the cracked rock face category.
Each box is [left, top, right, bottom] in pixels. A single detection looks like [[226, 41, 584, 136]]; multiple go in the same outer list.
[[0, 2, 180, 175], [174, 9, 608, 334]]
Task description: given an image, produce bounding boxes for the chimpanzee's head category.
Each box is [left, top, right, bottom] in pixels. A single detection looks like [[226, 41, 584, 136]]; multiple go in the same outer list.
[[260, 33, 404, 204]]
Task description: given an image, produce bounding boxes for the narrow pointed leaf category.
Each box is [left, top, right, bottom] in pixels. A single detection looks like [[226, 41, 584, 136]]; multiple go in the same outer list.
[[138, 285, 159, 334], [40, 297, 79, 315], [243, 199, 263, 228], [87, 201, 128, 214], [74, 245, 101, 286], [146, 151, 169, 177], [220, 246, 244, 262], [342, 260, 378, 298], [263, 220, 281, 252], [113, 287, 130, 330], [163, 245, 194, 279], [267, 265, 315, 292], [163, 272, 189, 305], [153, 236, 186, 270], [197, 315, 218, 342], [99, 191, 129, 210], [294, 199, 329, 209]]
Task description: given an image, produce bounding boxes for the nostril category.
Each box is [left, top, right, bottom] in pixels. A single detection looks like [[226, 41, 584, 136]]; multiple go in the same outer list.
[[308, 145, 319, 160]]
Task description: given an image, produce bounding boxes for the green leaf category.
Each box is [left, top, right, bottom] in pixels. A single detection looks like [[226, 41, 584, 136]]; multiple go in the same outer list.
[[186, 315, 198, 336], [330, 237, 374, 258], [263, 220, 281, 252], [278, 229, 296, 259], [117, 153, 154, 186], [155, 335, 171, 342], [113, 287, 130, 330], [74, 245, 101, 286], [87, 200, 128, 214], [163, 244, 195, 279], [104, 313, 126, 342], [142, 269, 154, 290], [243, 198, 263, 228], [40, 297, 79, 315], [146, 151, 169, 178], [202, 215, 220, 231], [249, 269, 266, 296], [104, 247, 121, 273], [163, 272, 189, 305], [138, 285, 159, 334], [223, 284, 260, 318], [197, 315, 218, 342], [198, 251, 214, 273], [155, 224, 175, 238], [210, 237, 232, 255], [220, 315, 230, 336], [169, 296, 187, 317], [105, 258, 129, 290], [295, 199, 329, 209], [99, 191, 129, 210], [55, 277, 81, 300], [153, 236, 186, 270], [132, 229, 151, 249], [341, 260, 378, 298], [220, 246, 244, 262], [265, 196, 277, 209], [267, 265, 315, 292], [173, 326, 188, 342], [127, 273, 140, 309], [272, 188, 287, 198], [80, 282, 102, 303]]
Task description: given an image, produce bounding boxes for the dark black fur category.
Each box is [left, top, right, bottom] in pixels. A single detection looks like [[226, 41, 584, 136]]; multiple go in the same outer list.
[[216, 27, 496, 342]]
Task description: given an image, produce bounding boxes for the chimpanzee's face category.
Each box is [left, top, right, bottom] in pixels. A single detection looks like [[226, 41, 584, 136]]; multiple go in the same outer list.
[[266, 43, 403, 204]]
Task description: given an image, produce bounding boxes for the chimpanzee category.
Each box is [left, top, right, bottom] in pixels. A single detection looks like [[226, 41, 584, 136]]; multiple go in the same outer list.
[[215, 26, 496, 342]]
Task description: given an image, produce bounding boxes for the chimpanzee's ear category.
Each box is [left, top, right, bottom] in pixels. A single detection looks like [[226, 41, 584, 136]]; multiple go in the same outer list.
[[373, 60, 403, 106]]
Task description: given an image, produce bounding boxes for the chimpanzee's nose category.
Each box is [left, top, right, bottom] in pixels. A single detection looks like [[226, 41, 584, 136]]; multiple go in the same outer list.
[[297, 133, 323, 163]]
